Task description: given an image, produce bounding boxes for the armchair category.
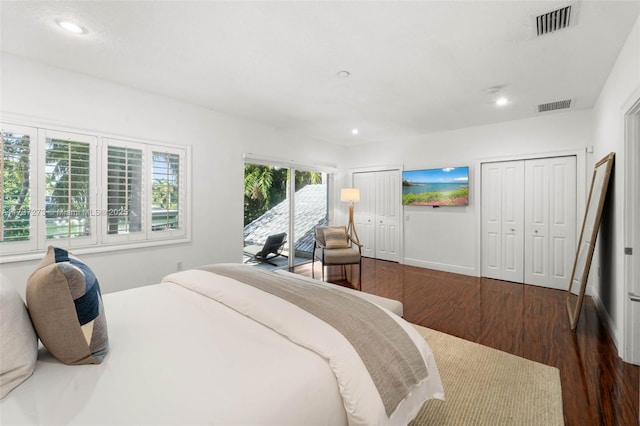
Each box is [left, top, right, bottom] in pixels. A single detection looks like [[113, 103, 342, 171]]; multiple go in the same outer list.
[[312, 226, 363, 290]]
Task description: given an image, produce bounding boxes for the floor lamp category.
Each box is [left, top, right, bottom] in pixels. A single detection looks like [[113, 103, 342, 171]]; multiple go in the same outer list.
[[341, 188, 360, 245]]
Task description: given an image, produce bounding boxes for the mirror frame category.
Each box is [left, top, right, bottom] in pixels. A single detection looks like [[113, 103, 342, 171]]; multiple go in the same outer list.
[[566, 152, 615, 331]]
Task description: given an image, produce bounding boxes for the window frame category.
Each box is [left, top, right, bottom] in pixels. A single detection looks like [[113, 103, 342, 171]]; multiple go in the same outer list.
[[0, 121, 191, 262], [148, 145, 187, 241], [39, 128, 99, 249]]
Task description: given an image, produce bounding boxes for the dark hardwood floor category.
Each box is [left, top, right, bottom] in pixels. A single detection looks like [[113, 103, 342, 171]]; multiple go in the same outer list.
[[291, 258, 639, 426]]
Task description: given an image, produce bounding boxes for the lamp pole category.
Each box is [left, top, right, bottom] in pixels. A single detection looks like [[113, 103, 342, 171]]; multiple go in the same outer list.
[[347, 202, 360, 245]]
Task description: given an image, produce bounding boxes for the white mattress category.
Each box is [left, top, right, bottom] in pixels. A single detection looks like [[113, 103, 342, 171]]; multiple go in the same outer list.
[[1, 283, 348, 425]]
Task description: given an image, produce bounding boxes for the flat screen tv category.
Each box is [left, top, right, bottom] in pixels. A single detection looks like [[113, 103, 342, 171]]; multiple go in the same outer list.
[[402, 166, 469, 206]]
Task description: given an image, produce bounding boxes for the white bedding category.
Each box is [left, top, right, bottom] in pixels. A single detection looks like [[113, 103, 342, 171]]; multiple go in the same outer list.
[[1, 267, 443, 425]]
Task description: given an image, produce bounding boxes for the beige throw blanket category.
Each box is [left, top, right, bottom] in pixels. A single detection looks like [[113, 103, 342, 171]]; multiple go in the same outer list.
[[199, 264, 428, 416]]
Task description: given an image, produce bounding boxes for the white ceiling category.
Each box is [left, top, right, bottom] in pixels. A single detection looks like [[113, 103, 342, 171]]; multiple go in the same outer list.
[[1, 1, 639, 146]]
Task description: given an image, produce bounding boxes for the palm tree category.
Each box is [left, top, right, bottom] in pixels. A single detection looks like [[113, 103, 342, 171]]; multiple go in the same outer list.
[[244, 164, 323, 226], [244, 164, 273, 209]]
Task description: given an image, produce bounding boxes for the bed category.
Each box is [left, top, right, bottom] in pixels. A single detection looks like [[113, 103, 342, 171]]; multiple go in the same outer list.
[[1, 256, 444, 425]]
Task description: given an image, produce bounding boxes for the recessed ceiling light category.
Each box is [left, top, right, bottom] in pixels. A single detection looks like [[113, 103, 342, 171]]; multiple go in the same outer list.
[[496, 97, 509, 106], [352, 128, 359, 135], [337, 70, 350, 79], [57, 20, 86, 34]]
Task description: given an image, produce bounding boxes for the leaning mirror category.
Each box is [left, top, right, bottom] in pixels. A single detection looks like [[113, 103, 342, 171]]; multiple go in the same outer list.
[[566, 152, 615, 331]]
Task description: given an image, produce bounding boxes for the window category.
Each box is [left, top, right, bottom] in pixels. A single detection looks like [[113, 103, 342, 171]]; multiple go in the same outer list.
[[151, 151, 180, 232], [0, 123, 189, 259], [149, 147, 186, 240], [44, 132, 95, 243], [104, 140, 145, 242], [1, 126, 35, 253]]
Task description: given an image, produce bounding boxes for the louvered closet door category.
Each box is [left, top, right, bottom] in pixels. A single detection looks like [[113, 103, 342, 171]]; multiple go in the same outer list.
[[524, 156, 576, 290]]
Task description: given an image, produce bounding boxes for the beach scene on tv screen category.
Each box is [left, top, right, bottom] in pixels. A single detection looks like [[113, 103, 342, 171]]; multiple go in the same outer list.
[[402, 167, 469, 206]]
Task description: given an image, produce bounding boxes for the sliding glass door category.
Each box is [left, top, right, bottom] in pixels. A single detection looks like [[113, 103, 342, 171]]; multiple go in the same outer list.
[[292, 169, 328, 267], [243, 162, 329, 269]]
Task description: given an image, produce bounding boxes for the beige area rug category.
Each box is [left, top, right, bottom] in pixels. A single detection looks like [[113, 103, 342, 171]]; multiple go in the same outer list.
[[410, 325, 564, 426]]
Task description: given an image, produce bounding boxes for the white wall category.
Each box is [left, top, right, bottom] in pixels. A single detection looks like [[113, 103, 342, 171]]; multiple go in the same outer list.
[[590, 15, 640, 353], [345, 110, 593, 275], [341, 14, 639, 358], [0, 53, 347, 296]]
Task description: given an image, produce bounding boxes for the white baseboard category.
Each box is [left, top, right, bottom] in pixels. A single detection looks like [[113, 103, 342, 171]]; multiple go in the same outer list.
[[402, 258, 478, 277]]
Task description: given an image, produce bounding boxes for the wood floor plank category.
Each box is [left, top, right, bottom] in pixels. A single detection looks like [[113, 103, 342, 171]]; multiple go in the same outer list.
[[294, 258, 639, 426]]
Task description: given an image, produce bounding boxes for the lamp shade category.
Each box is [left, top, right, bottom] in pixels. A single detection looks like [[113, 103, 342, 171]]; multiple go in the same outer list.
[[341, 188, 360, 203]]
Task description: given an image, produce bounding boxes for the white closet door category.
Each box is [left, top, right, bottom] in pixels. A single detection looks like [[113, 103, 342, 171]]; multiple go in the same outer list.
[[353, 170, 401, 261], [481, 161, 525, 282], [524, 156, 576, 290], [482, 156, 576, 287], [375, 171, 400, 262], [481, 163, 505, 279], [501, 162, 525, 283], [524, 159, 550, 286], [353, 172, 375, 258]]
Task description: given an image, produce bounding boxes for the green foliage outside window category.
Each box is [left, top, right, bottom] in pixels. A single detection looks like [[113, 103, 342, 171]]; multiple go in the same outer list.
[[152, 152, 180, 230], [1, 132, 31, 242]]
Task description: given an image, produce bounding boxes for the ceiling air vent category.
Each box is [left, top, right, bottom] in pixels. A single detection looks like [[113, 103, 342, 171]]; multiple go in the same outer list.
[[538, 99, 572, 112], [536, 5, 572, 36]]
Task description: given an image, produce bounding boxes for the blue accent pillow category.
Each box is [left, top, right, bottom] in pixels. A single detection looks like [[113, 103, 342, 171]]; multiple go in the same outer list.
[[26, 246, 108, 365]]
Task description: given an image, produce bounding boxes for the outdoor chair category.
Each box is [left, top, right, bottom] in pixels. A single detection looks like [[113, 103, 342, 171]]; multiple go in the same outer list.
[[312, 225, 362, 290], [244, 232, 288, 266]]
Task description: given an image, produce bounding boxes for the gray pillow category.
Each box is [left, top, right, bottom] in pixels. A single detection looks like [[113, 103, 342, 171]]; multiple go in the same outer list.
[[0, 283, 38, 399], [26, 246, 108, 365]]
